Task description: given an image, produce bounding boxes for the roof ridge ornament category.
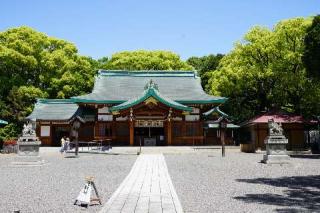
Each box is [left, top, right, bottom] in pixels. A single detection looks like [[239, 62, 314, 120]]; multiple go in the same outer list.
[[144, 79, 159, 91]]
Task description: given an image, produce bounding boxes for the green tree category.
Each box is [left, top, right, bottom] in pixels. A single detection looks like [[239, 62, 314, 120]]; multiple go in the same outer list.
[[7, 86, 48, 121], [187, 54, 224, 91], [303, 15, 320, 79], [0, 123, 20, 142], [96, 56, 109, 69], [0, 26, 96, 138], [209, 17, 315, 121], [0, 26, 95, 100], [102, 50, 193, 71]]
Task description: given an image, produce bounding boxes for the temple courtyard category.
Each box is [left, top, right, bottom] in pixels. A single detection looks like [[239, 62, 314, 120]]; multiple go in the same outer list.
[[0, 147, 319, 213]]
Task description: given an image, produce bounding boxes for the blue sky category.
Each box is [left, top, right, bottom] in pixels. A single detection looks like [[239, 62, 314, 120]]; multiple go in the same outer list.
[[0, 0, 319, 59]]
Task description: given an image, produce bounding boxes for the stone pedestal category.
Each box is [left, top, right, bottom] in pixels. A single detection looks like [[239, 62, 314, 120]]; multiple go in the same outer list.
[[262, 135, 290, 164], [12, 135, 45, 166]]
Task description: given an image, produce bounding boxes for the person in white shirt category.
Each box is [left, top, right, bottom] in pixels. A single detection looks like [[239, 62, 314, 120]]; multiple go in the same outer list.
[[60, 136, 66, 154]]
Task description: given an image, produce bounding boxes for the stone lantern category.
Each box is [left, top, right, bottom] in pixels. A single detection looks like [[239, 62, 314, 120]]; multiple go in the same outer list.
[[219, 118, 228, 157], [71, 116, 85, 157]]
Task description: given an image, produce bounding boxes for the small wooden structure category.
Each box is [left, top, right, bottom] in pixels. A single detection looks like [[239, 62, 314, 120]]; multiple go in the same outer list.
[[240, 112, 309, 151], [203, 107, 239, 146]]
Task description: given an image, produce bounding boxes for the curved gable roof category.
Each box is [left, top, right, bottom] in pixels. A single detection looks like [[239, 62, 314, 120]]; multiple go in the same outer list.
[[72, 70, 227, 104], [110, 80, 192, 112]]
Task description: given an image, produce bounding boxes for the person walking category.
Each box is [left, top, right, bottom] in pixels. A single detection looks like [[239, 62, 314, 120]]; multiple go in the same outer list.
[[65, 137, 70, 152], [60, 136, 66, 154]]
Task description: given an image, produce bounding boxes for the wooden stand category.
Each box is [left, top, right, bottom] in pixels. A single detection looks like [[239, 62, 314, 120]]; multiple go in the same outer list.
[[74, 176, 102, 207]]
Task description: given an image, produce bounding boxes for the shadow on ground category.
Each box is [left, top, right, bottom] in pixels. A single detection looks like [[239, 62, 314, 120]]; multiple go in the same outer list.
[[234, 175, 320, 212], [290, 154, 320, 159]]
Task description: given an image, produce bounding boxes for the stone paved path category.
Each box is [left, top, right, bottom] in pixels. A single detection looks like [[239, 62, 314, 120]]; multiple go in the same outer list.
[[99, 154, 183, 213]]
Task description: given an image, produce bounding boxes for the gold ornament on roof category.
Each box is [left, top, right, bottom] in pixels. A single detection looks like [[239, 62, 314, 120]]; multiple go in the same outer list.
[[144, 97, 158, 105]]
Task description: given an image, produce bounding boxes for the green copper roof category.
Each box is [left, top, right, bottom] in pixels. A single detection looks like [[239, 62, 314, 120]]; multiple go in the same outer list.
[[26, 99, 79, 121], [36, 99, 76, 104], [203, 107, 229, 118], [98, 70, 197, 77], [110, 80, 192, 112], [72, 70, 227, 104], [0, 119, 8, 125]]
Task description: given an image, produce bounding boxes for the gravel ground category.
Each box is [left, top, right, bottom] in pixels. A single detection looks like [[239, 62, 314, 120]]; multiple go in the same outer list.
[[165, 151, 320, 213], [0, 153, 136, 213]]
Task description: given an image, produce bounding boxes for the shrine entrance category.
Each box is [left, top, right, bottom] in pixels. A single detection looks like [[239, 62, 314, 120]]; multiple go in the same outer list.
[[53, 126, 70, 146], [109, 80, 193, 146], [134, 127, 165, 146], [134, 120, 166, 146]]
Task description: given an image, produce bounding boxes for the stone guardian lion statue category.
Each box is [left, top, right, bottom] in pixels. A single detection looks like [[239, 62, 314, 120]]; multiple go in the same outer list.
[[268, 119, 283, 136]]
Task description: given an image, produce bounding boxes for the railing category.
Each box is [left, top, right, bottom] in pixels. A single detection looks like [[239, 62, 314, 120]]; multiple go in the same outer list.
[[70, 139, 112, 152]]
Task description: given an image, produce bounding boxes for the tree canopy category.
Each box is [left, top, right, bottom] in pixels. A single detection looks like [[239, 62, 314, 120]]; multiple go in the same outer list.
[[101, 50, 193, 71], [208, 17, 319, 121], [0, 26, 96, 139], [303, 15, 320, 79], [186, 54, 224, 91], [0, 27, 95, 99]]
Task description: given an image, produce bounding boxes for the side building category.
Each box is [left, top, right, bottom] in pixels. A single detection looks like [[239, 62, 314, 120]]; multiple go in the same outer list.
[[240, 112, 310, 151], [27, 70, 228, 146]]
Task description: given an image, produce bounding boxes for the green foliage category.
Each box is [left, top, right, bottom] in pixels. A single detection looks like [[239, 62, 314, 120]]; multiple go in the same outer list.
[[209, 17, 317, 121], [0, 26, 96, 139], [102, 50, 193, 71], [186, 54, 224, 91], [303, 15, 320, 79], [96, 57, 109, 68], [300, 81, 320, 117], [0, 123, 20, 142], [0, 26, 95, 99], [7, 86, 48, 121]]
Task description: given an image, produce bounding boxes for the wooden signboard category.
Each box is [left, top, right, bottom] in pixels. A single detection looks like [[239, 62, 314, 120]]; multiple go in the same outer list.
[[74, 176, 102, 207], [135, 120, 164, 127]]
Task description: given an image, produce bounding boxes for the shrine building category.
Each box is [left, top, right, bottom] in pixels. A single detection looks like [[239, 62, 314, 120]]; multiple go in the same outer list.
[[27, 70, 231, 146]]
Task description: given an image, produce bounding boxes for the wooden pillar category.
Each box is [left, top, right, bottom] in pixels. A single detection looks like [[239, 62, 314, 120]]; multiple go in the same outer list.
[[182, 115, 186, 144], [129, 121, 134, 146], [167, 121, 172, 145], [111, 117, 116, 140], [93, 122, 96, 138], [167, 108, 172, 146], [129, 107, 134, 146], [199, 121, 204, 145], [49, 123, 53, 146]]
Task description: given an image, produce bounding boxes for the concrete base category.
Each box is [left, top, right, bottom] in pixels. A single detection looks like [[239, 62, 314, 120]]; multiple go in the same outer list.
[[11, 155, 46, 166], [262, 154, 290, 164]]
